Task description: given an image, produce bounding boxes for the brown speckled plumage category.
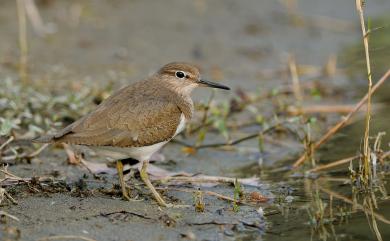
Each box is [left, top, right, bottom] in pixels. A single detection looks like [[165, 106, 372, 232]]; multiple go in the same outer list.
[[33, 62, 231, 206], [49, 85, 184, 147], [35, 62, 229, 149]]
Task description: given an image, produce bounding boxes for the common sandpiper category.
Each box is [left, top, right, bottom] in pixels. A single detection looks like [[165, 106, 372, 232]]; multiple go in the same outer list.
[[34, 62, 230, 207]]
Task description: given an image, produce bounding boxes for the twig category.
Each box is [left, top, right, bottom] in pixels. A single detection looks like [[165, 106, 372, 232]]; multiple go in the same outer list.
[[293, 69, 390, 168], [318, 177, 350, 183], [0, 167, 23, 180], [287, 104, 363, 115], [159, 175, 259, 190], [4, 190, 18, 204], [319, 186, 390, 225], [307, 155, 359, 173], [196, 133, 259, 149], [160, 187, 255, 207], [0, 175, 55, 187], [162, 176, 240, 184], [1, 143, 49, 162], [0, 186, 19, 205], [0, 136, 14, 151], [27, 143, 49, 158], [186, 84, 298, 136], [37, 235, 97, 241], [0, 211, 20, 221], [308, 150, 390, 173], [195, 119, 287, 149]]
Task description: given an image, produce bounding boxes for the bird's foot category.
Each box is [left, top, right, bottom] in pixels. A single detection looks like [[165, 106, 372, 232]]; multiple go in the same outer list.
[[140, 160, 190, 208], [121, 187, 131, 201]]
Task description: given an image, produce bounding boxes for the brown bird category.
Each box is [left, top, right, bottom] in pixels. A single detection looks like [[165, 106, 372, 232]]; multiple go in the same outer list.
[[34, 62, 230, 207]]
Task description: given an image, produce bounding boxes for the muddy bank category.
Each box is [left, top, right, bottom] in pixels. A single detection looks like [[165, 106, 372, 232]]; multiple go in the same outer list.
[[1, 1, 390, 241]]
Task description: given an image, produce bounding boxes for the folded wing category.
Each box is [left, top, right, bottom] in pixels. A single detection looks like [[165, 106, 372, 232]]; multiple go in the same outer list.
[[35, 85, 182, 147]]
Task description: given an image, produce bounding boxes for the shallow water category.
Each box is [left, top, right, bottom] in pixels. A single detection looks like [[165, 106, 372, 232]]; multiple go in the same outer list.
[[1, 1, 389, 241]]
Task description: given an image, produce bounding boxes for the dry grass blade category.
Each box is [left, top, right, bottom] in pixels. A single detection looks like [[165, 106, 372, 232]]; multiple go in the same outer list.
[[287, 104, 361, 115], [37, 235, 97, 241], [0, 186, 18, 205], [0, 136, 14, 151], [288, 55, 303, 104], [356, 0, 373, 183], [162, 187, 255, 207], [307, 155, 359, 173], [0, 210, 20, 221], [1, 143, 49, 162], [195, 119, 289, 149], [28, 143, 49, 158], [293, 69, 390, 168], [16, 0, 28, 83], [161, 175, 258, 186]]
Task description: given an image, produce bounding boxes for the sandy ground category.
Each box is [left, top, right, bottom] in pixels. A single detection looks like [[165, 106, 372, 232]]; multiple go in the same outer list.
[[1, 1, 390, 241]]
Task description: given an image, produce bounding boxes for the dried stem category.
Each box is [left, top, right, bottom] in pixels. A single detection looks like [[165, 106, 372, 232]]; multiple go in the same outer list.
[[161, 187, 254, 207], [195, 121, 280, 149], [160, 175, 257, 186], [288, 55, 303, 104], [0, 136, 15, 151], [174, 121, 284, 149], [1, 143, 49, 162], [16, 0, 28, 83], [287, 104, 361, 116], [293, 69, 390, 168], [307, 155, 359, 173], [37, 236, 97, 241], [356, 0, 373, 183], [0, 210, 20, 221], [319, 186, 390, 225]]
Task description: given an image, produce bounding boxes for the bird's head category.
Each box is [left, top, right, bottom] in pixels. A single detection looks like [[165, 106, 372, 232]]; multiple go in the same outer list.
[[156, 62, 230, 95]]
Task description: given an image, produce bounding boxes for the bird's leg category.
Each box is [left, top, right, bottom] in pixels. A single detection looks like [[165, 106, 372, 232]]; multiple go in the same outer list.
[[140, 160, 168, 207], [116, 160, 130, 201]]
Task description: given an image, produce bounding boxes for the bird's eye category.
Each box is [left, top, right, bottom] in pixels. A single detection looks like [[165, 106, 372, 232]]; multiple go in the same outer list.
[[175, 71, 186, 79]]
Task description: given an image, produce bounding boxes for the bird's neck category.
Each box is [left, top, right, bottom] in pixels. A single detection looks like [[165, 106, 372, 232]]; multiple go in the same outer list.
[[149, 78, 195, 120], [174, 93, 194, 120]]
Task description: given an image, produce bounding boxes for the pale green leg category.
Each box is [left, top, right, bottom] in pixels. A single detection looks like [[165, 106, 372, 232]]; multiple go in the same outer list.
[[140, 160, 169, 207]]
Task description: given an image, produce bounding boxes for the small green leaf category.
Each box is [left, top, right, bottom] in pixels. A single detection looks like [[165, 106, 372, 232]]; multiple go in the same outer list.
[[0, 119, 13, 135], [196, 129, 207, 146]]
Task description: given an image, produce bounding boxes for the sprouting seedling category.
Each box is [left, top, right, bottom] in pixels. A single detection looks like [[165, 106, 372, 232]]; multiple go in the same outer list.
[[233, 178, 242, 212], [194, 189, 205, 212]]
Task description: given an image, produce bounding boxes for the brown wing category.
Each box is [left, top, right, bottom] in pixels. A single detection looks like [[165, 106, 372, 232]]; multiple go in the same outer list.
[[39, 84, 182, 147]]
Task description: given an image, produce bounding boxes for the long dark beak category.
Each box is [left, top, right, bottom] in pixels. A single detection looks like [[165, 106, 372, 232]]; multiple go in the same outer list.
[[198, 79, 230, 90]]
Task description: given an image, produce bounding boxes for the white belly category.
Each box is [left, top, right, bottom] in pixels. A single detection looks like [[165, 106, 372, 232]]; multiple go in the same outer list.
[[88, 141, 168, 161], [86, 114, 186, 161], [174, 114, 186, 136]]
